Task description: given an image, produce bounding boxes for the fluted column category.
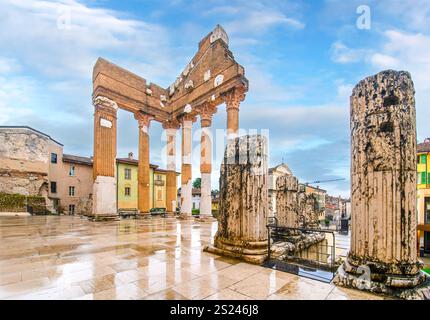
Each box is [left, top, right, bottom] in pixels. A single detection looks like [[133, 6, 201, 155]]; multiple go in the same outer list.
[[224, 88, 245, 141], [180, 115, 195, 217], [199, 104, 216, 218], [163, 120, 180, 214], [92, 96, 118, 219], [135, 112, 153, 215]]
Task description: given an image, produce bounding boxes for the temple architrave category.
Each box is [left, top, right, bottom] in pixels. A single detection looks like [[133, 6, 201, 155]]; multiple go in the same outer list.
[[91, 25, 248, 220]]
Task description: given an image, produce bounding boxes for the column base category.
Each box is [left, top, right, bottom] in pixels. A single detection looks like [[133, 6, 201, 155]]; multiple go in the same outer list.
[[88, 214, 120, 222], [333, 256, 430, 300], [204, 236, 268, 265], [177, 214, 194, 220], [195, 215, 217, 222]]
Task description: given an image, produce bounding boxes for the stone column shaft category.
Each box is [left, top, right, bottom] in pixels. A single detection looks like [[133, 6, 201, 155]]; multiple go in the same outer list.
[[205, 135, 269, 264], [135, 113, 153, 214], [180, 116, 193, 217], [164, 122, 179, 213], [200, 108, 215, 217], [225, 88, 245, 140], [92, 96, 118, 218]]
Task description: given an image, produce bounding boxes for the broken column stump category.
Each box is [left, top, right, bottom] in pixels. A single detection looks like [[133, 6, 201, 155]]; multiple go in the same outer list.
[[204, 135, 268, 264], [333, 70, 430, 300], [276, 173, 300, 228]]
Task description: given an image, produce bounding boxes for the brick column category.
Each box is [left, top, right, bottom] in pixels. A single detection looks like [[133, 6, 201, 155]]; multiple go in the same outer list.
[[92, 96, 118, 219], [163, 120, 180, 214], [199, 104, 217, 218], [135, 112, 153, 215], [180, 115, 195, 218], [224, 88, 245, 141]]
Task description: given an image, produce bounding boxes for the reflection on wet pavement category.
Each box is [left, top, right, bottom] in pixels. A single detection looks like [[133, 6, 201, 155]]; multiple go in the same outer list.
[[0, 216, 383, 300]]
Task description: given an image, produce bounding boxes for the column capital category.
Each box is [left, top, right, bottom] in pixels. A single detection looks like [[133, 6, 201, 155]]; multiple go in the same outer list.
[[93, 96, 118, 117], [224, 87, 246, 111], [162, 119, 181, 130], [179, 113, 197, 124], [134, 112, 153, 129], [198, 103, 217, 127]]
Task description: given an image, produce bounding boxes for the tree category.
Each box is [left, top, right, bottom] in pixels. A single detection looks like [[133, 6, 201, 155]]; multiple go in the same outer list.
[[192, 178, 201, 189]]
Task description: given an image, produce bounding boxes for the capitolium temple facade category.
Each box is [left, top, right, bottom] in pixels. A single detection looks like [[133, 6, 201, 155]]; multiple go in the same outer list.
[[91, 25, 248, 220]]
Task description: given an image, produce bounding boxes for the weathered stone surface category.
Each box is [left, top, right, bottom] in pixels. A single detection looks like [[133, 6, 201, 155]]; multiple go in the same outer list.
[[275, 172, 321, 229], [276, 173, 299, 228], [298, 192, 322, 228], [204, 135, 268, 264], [334, 70, 430, 299]]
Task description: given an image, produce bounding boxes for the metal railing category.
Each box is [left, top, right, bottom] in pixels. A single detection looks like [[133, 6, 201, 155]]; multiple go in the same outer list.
[[265, 220, 337, 282]]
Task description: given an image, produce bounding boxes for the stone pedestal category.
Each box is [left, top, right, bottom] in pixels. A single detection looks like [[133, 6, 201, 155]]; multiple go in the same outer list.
[[205, 135, 269, 264], [333, 70, 430, 300]]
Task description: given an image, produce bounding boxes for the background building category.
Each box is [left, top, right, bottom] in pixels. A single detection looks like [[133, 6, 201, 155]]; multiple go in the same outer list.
[[0, 126, 178, 215], [116, 153, 178, 211], [417, 139, 430, 255], [301, 184, 326, 222]]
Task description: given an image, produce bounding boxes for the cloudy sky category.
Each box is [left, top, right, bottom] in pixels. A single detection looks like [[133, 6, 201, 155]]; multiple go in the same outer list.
[[0, 0, 429, 197]]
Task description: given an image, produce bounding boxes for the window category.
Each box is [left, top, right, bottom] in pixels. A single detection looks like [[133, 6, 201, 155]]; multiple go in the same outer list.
[[69, 186, 75, 196], [125, 187, 131, 196], [69, 165, 75, 176], [51, 153, 57, 164], [420, 154, 427, 164], [124, 168, 131, 180], [426, 198, 430, 225], [418, 172, 426, 185], [50, 181, 57, 193], [156, 174, 162, 181], [69, 204, 75, 215]]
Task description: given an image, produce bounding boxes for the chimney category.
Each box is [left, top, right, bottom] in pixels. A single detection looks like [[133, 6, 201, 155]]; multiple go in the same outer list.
[[128, 152, 133, 160]]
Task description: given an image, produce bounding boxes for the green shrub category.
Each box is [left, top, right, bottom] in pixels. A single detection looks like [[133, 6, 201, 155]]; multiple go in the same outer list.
[[192, 208, 200, 215], [0, 193, 46, 213]]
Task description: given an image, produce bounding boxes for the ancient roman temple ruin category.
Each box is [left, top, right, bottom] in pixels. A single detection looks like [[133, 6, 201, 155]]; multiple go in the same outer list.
[[91, 25, 248, 220], [334, 70, 430, 300]]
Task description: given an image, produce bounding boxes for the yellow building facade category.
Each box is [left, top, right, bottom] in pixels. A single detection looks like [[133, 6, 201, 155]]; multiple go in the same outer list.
[[116, 156, 178, 211], [417, 140, 430, 256]]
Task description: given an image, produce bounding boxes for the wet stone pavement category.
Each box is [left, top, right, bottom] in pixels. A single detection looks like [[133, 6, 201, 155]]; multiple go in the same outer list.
[[0, 216, 383, 300]]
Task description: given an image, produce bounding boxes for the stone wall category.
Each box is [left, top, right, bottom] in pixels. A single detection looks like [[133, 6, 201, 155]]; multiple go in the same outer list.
[[0, 128, 50, 197]]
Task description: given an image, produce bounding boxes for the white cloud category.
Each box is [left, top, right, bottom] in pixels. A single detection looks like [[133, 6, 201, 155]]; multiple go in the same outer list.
[[330, 41, 368, 64], [226, 10, 304, 35], [0, 0, 174, 81]]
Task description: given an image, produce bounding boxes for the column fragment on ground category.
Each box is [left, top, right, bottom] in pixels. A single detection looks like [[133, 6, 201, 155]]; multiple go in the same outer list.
[[92, 96, 118, 219], [334, 70, 430, 300], [163, 121, 179, 214], [205, 135, 269, 264], [135, 112, 153, 215], [180, 115, 194, 218], [199, 103, 216, 218]]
